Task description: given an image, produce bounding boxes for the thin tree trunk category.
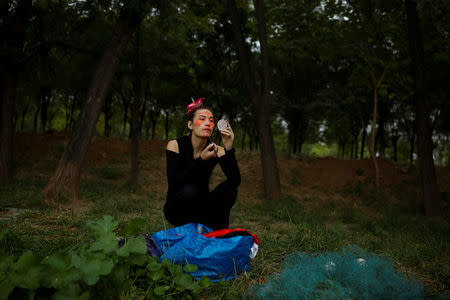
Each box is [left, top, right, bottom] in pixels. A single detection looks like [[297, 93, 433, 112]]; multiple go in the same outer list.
[[228, 0, 281, 200], [121, 93, 130, 136], [241, 119, 247, 150], [406, 0, 441, 218], [409, 135, 415, 165], [43, 8, 145, 203], [40, 86, 50, 132], [369, 87, 380, 186], [130, 26, 142, 186], [350, 139, 354, 159], [151, 118, 157, 139], [367, 58, 392, 187], [104, 94, 112, 137], [33, 101, 41, 132], [377, 112, 386, 158], [20, 101, 29, 131], [392, 135, 399, 162], [360, 127, 366, 159], [164, 110, 170, 140]]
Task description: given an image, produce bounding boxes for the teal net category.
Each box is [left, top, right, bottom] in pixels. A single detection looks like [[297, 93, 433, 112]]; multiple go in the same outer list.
[[247, 246, 425, 300]]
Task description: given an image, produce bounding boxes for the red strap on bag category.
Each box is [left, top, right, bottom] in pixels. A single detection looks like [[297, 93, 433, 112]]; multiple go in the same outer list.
[[202, 228, 260, 246]]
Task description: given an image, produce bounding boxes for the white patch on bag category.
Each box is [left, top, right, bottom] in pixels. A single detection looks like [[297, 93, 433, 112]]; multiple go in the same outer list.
[[249, 243, 259, 259]]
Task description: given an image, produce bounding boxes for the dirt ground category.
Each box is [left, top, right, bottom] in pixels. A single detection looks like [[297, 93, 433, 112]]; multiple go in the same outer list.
[[13, 132, 450, 207]]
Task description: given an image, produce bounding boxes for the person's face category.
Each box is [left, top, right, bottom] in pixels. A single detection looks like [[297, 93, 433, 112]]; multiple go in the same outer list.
[[188, 109, 215, 138]]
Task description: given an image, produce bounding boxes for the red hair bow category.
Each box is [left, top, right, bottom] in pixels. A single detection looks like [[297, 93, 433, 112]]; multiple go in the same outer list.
[[186, 97, 204, 116]]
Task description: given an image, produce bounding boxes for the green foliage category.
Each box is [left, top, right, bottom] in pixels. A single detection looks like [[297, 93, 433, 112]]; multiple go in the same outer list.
[[0, 215, 211, 299]]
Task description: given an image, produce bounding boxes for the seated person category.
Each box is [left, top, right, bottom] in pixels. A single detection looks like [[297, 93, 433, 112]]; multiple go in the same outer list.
[[164, 98, 241, 230]]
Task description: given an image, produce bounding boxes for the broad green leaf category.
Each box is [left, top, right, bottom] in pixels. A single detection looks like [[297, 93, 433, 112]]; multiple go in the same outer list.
[[13, 251, 40, 273], [174, 273, 195, 290], [168, 263, 183, 276], [183, 264, 198, 273], [130, 254, 147, 266], [146, 261, 162, 272], [42, 251, 81, 288], [89, 233, 117, 254], [0, 279, 14, 300], [44, 267, 80, 289], [43, 252, 70, 272], [149, 270, 163, 281], [161, 258, 171, 268], [72, 254, 114, 285], [14, 265, 42, 290], [11, 253, 42, 290], [154, 285, 170, 296], [116, 236, 146, 257], [198, 276, 212, 288], [0, 256, 13, 274], [86, 215, 118, 237]]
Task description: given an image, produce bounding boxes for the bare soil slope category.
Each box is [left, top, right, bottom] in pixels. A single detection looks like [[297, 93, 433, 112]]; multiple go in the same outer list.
[[14, 132, 450, 207]]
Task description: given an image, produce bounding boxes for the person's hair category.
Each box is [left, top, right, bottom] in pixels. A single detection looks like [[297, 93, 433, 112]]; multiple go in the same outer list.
[[186, 105, 214, 123]]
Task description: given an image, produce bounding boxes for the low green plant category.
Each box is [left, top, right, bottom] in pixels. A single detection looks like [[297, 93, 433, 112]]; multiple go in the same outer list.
[[0, 215, 211, 300]]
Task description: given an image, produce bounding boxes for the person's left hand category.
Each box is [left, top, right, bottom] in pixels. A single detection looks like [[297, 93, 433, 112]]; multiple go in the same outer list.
[[220, 120, 234, 151]]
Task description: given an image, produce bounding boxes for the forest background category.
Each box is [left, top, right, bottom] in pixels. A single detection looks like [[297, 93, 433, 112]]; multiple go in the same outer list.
[[1, 0, 450, 298]]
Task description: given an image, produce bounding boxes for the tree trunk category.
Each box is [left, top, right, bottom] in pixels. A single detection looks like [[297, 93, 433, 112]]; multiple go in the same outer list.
[[350, 139, 354, 159], [33, 101, 41, 132], [65, 95, 77, 131], [377, 113, 386, 158], [20, 101, 29, 131], [40, 86, 50, 132], [369, 88, 380, 186], [130, 26, 142, 186], [392, 135, 399, 162], [151, 118, 157, 139], [43, 9, 145, 203], [241, 119, 247, 150], [130, 94, 140, 185], [0, 75, 15, 182], [367, 58, 392, 187], [164, 110, 169, 140], [0, 0, 32, 183], [121, 94, 130, 136], [409, 134, 415, 165], [360, 127, 366, 159], [228, 0, 281, 200], [406, 0, 441, 218], [103, 94, 112, 137]]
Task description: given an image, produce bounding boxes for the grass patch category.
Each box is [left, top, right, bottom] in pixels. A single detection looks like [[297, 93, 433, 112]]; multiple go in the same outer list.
[[1, 143, 449, 298], [89, 164, 125, 180]]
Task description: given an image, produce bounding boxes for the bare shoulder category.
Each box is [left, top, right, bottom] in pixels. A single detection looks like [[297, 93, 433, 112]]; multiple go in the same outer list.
[[217, 146, 226, 158], [166, 140, 179, 153]]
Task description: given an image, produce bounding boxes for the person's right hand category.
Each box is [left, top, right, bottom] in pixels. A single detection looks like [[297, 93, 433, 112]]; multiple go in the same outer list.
[[200, 143, 218, 160]]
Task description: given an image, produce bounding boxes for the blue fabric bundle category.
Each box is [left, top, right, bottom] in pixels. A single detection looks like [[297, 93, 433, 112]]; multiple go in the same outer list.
[[151, 223, 255, 281], [248, 246, 425, 300]]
